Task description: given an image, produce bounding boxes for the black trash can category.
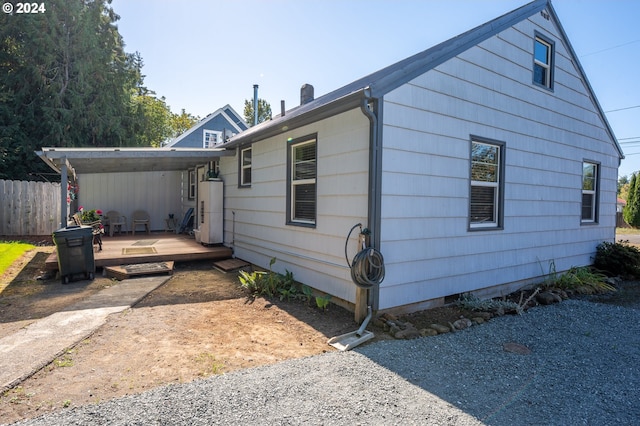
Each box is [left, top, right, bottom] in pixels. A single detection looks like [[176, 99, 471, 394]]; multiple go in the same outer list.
[[53, 225, 96, 284]]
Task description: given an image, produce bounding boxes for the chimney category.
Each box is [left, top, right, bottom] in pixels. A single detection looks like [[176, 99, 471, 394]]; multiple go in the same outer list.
[[281, 100, 285, 117], [300, 83, 314, 105], [253, 84, 259, 125]]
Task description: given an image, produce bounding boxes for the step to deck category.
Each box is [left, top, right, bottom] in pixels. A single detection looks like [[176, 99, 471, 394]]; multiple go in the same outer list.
[[104, 261, 174, 280]]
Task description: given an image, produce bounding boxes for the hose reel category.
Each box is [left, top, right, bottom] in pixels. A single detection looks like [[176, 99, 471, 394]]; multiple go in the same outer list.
[[345, 223, 385, 289]]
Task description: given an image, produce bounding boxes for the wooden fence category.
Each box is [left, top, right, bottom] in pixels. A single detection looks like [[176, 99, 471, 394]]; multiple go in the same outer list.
[[0, 180, 62, 236]]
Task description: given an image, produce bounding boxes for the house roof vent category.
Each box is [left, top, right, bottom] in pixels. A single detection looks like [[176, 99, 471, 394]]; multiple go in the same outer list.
[[300, 84, 314, 105]]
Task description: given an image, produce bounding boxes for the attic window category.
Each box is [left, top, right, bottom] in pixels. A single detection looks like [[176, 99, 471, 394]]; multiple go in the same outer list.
[[203, 130, 222, 148], [533, 34, 554, 89]]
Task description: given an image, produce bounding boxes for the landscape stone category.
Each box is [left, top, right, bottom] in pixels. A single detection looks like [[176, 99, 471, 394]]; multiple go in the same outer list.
[[420, 328, 438, 337], [453, 318, 472, 330], [429, 323, 450, 334]]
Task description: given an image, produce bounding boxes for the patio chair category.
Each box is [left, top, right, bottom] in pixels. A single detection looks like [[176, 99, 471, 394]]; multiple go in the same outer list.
[[105, 210, 127, 237], [177, 208, 194, 234], [131, 210, 151, 235], [72, 213, 103, 251]]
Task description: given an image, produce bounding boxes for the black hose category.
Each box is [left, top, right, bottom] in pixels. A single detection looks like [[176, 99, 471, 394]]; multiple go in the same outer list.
[[345, 223, 385, 289]]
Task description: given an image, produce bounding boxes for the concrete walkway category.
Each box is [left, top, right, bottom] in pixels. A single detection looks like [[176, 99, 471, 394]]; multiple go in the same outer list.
[[0, 276, 170, 392]]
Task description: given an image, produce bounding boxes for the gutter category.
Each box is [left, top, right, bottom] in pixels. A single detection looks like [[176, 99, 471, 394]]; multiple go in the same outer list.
[[359, 88, 383, 312]]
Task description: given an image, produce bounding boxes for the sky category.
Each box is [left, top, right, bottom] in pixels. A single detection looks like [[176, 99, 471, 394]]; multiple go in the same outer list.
[[110, 0, 640, 178]]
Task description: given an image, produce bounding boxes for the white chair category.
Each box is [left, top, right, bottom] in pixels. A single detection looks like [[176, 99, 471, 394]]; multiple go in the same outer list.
[[105, 210, 127, 237], [131, 210, 150, 235]]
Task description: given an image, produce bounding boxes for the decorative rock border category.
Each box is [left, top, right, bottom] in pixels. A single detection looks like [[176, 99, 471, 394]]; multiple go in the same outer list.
[[374, 277, 623, 341]]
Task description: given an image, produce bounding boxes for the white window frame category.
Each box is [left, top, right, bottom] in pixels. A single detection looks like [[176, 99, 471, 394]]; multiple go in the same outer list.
[[188, 169, 196, 199], [240, 147, 252, 187], [470, 138, 504, 230], [203, 129, 222, 148], [287, 136, 317, 226], [581, 161, 599, 223], [533, 35, 553, 89]]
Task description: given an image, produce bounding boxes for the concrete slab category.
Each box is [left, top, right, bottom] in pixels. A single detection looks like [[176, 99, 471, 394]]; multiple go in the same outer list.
[[0, 276, 170, 392]]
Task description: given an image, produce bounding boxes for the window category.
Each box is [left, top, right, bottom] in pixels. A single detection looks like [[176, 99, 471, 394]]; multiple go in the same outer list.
[[470, 138, 504, 229], [203, 130, 222, 148], [287, 135, 317, 226], [240, 147, 252, 186], [533, 35, 553, 89], [188, 169, 196, 199], [582, 162, 599, 223]]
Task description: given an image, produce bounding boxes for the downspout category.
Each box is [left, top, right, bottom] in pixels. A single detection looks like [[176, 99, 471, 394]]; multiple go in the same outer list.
[[360, 88, 383, 312]]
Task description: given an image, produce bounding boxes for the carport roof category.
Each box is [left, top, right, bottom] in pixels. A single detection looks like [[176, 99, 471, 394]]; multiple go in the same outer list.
[[36, 147, 233, 175]]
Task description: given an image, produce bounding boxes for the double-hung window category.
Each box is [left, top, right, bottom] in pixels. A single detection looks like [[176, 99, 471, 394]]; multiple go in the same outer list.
[[240, 147, 252, 186], [203, 130, 222, 148], [287, 135, 317, 226], [581, 162, 599, 223], [470, 138, 504, 229], [533, 34, 554, 89]]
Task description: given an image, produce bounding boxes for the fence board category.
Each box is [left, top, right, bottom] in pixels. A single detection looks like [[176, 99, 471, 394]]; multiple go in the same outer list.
[[0, 180, 61, 236]]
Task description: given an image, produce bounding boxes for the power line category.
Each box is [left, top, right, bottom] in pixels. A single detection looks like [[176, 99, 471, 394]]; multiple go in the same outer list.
[[581, 39, 640, 58], [605, 105, 640, 113]]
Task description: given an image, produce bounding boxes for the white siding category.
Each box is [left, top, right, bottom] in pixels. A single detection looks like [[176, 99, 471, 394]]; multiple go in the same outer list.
[[377, 13, 619, 310], [78, 171, 183, 231], [219, 109, 370, 304]]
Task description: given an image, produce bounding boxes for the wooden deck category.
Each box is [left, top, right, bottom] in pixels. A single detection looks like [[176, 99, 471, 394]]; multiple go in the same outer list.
[[46, 233, 232, 271]]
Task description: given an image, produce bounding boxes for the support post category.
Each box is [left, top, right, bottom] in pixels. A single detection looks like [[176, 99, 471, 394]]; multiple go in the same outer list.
[[355, 287, 368, 323], [60, 158, 68, 229]]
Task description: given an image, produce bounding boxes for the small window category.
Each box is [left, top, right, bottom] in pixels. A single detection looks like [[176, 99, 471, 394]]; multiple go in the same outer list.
[[188, 169, 196, 199], [582, 162, 599, 223], [470, 138, 504, 229], [533, 35, 554, 89], [203, 130, 222, 148], [287, 135, 317, 226], [240, 147, 252, 186]]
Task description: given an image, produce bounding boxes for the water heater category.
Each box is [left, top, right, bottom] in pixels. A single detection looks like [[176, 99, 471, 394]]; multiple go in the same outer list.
[[197, 180, 223, 244]]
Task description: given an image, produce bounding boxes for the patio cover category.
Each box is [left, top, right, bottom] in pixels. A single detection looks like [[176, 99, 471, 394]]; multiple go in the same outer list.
[[36, 147, 233, 228]]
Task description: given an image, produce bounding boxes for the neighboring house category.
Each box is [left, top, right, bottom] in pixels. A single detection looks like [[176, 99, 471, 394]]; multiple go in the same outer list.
[[617, 198, 626, 213], [216, 0, 623, 315], [165, 105, 248, 149]]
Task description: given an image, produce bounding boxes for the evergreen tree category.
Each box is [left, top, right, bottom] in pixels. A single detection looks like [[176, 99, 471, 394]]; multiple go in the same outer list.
[[624, 173, 640, 227]]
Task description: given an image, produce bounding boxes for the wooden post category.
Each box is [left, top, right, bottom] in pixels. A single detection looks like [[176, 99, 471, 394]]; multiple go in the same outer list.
[[355, 287, 368, 323]]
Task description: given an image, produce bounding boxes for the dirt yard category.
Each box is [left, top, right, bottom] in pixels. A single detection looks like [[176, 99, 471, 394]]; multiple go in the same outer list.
[[1, 241, 637, 424]]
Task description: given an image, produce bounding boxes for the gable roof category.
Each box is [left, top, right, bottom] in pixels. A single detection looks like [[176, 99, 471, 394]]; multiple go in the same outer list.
[[223, 0, 622, 159], [166, 104, 248, 148]]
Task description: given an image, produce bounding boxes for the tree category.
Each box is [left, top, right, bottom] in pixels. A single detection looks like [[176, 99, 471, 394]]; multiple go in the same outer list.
[[129, 94, 174, 147], [243, 98, 272, 126], [618, 175, 629, 198], [0, 0, 139, 180], [170, 109, 200, 139], [624, 173, 640, 227]]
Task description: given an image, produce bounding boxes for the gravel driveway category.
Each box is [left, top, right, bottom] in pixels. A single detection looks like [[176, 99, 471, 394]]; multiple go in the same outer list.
[[9, 298, 639, 426]]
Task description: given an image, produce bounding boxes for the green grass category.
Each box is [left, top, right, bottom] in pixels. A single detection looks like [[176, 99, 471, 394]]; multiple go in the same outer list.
[[617, 227, 640, 235], [0, 242, 35, 276]]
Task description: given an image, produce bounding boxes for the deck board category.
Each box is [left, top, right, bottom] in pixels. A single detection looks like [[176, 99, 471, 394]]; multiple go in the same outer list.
[[46, 233, 232, 271]]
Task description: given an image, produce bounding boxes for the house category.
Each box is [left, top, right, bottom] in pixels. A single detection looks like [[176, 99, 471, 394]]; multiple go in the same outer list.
[[165, 104, 248, 148], [215, 0, 623, 316], [38, 0, 623, 319]]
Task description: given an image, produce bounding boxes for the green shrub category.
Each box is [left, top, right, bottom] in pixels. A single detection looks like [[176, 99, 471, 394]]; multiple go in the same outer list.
[[238, 258, 300, 300], [593, 241, 640, 278], [548, 266, 615, 293]]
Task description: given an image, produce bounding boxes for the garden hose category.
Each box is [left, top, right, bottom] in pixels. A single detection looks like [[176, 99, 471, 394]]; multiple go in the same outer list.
[[345, 223, 385, 289]]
